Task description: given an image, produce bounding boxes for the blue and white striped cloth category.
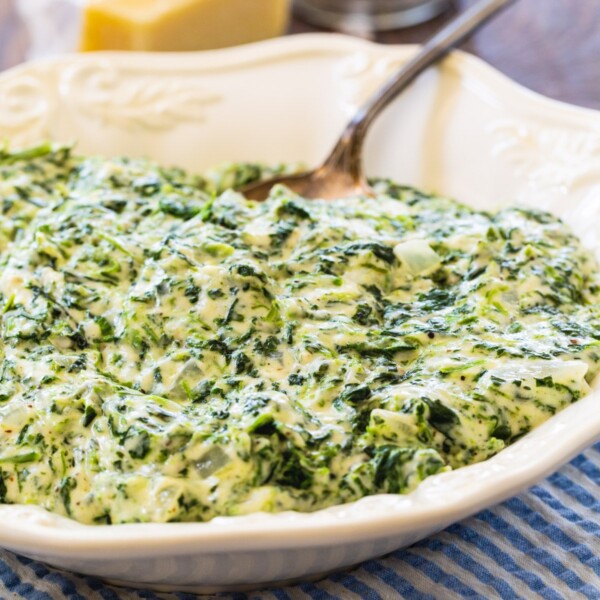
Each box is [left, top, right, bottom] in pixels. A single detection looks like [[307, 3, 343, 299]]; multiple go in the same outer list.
[[1, 442, 598, 600]]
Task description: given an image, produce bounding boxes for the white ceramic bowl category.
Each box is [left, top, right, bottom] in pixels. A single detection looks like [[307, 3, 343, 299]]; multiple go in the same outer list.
[[1, 34, 600, 593]]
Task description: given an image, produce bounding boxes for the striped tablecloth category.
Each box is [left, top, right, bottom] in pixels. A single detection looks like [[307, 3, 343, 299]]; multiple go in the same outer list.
[[0, 442, 597, 600]]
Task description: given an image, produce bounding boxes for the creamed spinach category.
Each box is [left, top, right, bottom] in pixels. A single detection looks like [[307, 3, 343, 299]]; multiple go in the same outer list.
[[0, 143, 599, 524]]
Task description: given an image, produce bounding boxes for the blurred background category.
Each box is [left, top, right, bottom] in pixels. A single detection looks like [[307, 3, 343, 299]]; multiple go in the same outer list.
[[0, 0, 599, 109]]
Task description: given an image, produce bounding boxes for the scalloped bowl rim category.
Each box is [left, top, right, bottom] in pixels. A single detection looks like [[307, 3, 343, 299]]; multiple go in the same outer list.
[[0, 33, 599, 560]]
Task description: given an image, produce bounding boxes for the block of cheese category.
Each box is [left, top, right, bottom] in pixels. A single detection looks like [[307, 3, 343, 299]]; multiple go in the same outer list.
[[80, 0, 290, 52]]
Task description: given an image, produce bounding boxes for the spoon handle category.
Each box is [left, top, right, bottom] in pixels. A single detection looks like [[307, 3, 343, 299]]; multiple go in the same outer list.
[[324, 0, 518, 180]]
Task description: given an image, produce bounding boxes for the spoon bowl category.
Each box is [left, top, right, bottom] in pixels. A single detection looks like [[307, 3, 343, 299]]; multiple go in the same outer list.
[[241, 163, 372, 201]]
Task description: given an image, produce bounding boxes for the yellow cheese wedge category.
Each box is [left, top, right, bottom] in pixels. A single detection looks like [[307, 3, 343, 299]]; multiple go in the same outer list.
[[80, 0, 291, 52]]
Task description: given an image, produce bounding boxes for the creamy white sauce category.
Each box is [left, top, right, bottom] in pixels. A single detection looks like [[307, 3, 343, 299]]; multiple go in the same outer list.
[[0, 145, 598, 524]]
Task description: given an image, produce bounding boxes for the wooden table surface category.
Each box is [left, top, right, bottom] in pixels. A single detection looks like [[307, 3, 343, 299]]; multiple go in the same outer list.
[[1, 0, 599, 110]]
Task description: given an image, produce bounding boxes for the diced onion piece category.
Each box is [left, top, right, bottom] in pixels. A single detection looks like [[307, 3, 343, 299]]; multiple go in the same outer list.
[[393, 240, 441, 275], [491, 359, 588, 386], [195, 446, 230, 478]]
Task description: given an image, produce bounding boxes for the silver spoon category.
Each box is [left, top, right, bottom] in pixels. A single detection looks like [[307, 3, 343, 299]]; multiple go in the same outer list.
[[241, 0, 517, 201]]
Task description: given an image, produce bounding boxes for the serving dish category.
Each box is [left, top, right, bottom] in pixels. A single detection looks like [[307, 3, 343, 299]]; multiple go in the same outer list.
[[0, 33, 600, 592]]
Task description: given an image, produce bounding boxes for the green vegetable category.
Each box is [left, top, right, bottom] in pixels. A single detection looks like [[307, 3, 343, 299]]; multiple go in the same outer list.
[[0, 144, 597, 525]]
